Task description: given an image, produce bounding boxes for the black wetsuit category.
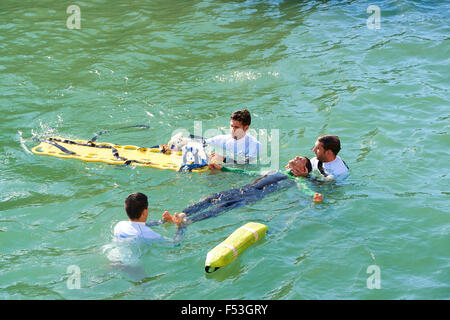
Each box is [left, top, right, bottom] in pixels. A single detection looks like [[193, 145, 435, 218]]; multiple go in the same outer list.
[[146, 171, 294, 227]]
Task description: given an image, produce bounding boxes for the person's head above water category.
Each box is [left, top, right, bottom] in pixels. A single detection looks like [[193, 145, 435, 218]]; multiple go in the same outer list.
[[125, 192, 149, 222], [230, 109, 251, 140], [286, 156, 312, 177], [313, 134, 341, 162]]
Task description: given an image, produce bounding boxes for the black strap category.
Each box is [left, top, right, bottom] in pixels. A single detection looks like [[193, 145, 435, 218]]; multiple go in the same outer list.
[[90, 125, 150, 142], [111, 147, 127, 161], [205, 266, 220, 273], [317, 160, 328, 177], [49, 137, 112, 149], [342, 160, 349, 170], [90, 130, 109, 142], [42, 137, 155, 167], [42, 140, 76, 155], [223, 155, 251, 165]]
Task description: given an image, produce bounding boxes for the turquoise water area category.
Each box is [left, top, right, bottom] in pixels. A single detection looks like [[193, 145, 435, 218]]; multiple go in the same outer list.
[[1, 0, 449, 299]]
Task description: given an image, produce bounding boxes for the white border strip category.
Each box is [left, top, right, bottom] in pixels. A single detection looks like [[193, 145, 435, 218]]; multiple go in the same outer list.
[[241, 226, 258, 241], [221, 243, 238, 258]]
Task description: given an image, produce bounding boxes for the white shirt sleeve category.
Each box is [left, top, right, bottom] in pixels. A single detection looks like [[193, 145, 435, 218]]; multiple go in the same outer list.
[[205, 135, 225, 147], [205, 135, 227, 158], [310, 156, 349, 180], [205, 134, 261, 164], [114, 221, 169, 242]]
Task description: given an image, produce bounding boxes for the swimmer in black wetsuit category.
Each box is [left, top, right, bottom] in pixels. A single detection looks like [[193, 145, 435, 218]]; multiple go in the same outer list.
[[150, 156, 321, 229], [146, 171, 290, 228]]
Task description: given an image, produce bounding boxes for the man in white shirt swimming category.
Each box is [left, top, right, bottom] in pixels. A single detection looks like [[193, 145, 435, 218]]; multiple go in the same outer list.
[[114, 192, 173, 241], [207, 109, 261, 170], [289, 135, 349, 180]]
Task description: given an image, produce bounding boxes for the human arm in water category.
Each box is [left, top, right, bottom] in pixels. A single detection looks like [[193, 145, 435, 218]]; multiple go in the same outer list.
[[313, 193, 323, 203], [284, 170, 323, 203], [284, 158, 322, 203], [220, 165, 261, 176]]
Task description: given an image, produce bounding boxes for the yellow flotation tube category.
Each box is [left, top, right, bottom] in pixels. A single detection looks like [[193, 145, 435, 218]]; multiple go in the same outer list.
[[32, 137, 209, 173], [205, 222, 267, 273]]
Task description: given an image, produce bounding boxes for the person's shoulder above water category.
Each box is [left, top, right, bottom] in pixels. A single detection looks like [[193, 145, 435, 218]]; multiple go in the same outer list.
[[246, 132, 261, 147], [311, 155, 349, 178], [205, 134, 228, 145], [114, 220, 164, 241], [310, 134, 349, 180], [206, 132, 260, 146], [114, 220, 135, 239], [328, 155, 349, 175]]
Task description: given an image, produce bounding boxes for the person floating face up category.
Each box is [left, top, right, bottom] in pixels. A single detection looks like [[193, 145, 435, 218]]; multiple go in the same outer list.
[[160, 155, 323, 228], [286, 135, 348, 180], [285, 156, 312, 177], [206, 109, 261, 170]]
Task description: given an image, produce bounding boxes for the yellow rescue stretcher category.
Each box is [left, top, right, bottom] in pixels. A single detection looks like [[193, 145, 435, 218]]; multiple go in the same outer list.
[[31, 137, 209, 172], [205, 222, 267, 273]]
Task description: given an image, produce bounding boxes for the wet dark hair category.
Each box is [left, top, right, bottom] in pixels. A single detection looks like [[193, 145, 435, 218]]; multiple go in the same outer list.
[[304, 157, 312, 173], [231, 109, 251, 127], [125, 192, 148, 220], [318, 135, 341, 156]]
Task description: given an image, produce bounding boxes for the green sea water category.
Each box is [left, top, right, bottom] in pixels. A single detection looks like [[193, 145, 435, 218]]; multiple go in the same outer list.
[[0, 0, 449, 299]]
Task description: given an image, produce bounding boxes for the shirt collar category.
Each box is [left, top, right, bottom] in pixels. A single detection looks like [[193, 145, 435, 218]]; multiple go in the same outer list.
[[130, 221, 146, 225], [231, 134, 247, 142], [323, 156, 339, 166]]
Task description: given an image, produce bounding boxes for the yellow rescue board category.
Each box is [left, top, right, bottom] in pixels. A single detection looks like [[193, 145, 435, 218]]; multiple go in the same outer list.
[[205, 222, 267, 273], [31, 137, 209, 173]]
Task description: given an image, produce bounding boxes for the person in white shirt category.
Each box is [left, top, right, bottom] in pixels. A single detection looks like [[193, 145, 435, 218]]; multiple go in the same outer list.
[[207, 109, 261, 170], [114, 192, 176, 242], [288, 135, 349, 180]]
